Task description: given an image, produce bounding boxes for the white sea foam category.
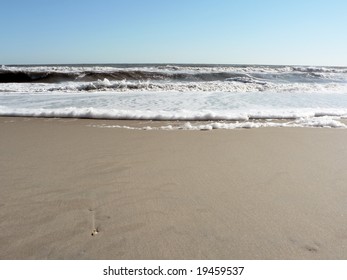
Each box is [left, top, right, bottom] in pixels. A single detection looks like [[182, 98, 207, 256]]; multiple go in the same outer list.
[[1, 64, 346, 93], [2, 64, 346, 74], [1, 91, 347, 128], [90, 116, 346, 131], [1, 79, 347, 93], [1, 64, 347, 129]]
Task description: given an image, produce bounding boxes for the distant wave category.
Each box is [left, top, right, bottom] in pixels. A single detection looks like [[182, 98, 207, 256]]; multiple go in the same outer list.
[[1, 78, 347, 94], [0, 70, 261, 84], [1, 64, 347, 94], [1, 64, 346, 85]]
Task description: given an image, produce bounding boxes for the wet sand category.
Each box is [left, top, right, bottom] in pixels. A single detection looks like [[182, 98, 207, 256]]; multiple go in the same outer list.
[[0, 117, 347, 259]]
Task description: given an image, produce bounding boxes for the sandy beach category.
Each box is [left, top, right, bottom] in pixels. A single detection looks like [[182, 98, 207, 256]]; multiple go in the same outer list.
[[0, 116, 347, 259]]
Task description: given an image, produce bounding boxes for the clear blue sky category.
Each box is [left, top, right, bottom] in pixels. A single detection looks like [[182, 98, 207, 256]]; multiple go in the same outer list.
[[1, 0, 346, 66]]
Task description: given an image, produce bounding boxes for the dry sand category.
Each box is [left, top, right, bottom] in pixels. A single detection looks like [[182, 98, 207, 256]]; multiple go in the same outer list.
[[0, 117, 347, 259]]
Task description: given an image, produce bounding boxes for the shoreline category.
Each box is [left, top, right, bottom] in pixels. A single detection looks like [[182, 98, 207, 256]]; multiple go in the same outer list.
[[1, 115, 346, 130], [1, 117, 347, 259]]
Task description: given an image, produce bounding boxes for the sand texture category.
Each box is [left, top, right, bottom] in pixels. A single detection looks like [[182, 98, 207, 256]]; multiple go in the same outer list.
[[0, 117, 347, 259]]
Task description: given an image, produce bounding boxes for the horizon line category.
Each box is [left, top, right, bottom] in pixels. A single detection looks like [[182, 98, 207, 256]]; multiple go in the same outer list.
[[2, 62, 347, 68]]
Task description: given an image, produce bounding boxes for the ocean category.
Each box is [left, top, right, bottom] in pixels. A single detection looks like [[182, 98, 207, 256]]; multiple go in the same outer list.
[[1, 64, 347, 130]]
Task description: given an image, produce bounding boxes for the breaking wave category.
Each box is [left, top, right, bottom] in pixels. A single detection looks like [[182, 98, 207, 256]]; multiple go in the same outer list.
[[1, 64, 346, 84], [1, 64, 347, 128], [1, 64, 346, 94], [1, 77, 347, 94]]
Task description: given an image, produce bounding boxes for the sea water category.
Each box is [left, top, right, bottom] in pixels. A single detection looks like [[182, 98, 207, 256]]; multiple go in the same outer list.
[[1, 64, 347, 129]]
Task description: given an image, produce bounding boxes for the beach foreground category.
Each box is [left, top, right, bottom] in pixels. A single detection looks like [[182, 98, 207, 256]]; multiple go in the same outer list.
[[0, 117, 347, 259]]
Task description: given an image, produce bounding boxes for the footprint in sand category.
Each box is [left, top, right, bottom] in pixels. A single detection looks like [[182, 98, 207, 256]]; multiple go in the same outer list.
[[91, 228, 99, 236], [289, 238, 320, 253]]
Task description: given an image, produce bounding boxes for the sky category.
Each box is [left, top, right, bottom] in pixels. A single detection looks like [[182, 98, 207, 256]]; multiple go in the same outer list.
[[1, 0, 347, 66]]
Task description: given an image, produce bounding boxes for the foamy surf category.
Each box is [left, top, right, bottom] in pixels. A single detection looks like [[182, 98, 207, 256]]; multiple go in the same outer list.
[[89, 117, 347, 131], [1, 64, 347, 129], [1, 64, 347, 93]]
